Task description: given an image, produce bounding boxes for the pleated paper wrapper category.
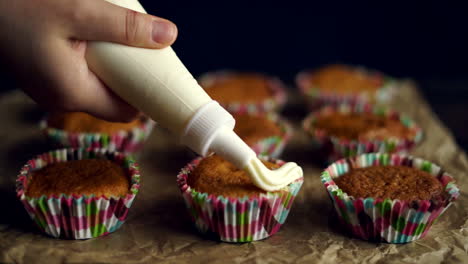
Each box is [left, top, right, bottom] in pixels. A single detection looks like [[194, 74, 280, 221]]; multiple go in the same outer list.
[[198, 70, 288, 114], [40, 115, 155, 153], [321, 152, 459, 243], [296, 66, 397, 109], [177, 157, 304, 242], [303, 103, 423, 161], [242, 112, 294, 158], [16, 148, 141, 239]]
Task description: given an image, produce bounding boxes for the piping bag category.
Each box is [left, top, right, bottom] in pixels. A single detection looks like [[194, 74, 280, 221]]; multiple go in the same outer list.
[[85, 0, 302, 191]]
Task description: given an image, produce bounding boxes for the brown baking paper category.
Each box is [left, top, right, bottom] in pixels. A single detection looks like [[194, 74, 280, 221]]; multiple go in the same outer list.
[[0, 82, 467, 264]]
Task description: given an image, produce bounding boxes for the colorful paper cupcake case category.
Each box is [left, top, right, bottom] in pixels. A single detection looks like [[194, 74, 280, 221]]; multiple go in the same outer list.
[[40, 116, 155, 153], [177, 158, 303, 242], [198, 71, 288, 114], [321, 153, 459, 243], [16, 148, 140, 239], [244, 113, 294, 158], [303, 104, 423, 161], [296, 66, 397, 108]]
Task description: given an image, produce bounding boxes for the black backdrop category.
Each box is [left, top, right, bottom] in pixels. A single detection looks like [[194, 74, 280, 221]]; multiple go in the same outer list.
[[0, 1, 467, 148], [138, 1, 468, 81], [0, 1, 466, 87]]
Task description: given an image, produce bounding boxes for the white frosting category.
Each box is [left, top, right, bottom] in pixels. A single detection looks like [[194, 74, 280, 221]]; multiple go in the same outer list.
[[86, 0, 303, 191], [208, 127, 303, 191], [183, 102, 304, 191], [245, 159, 303, 191]]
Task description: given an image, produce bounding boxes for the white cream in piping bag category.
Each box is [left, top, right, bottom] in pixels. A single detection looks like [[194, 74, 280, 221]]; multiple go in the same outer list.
[[86, 0, 303, 191]]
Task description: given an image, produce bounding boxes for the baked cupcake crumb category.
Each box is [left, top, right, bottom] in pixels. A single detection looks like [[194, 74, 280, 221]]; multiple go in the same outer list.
[[204, 73, 273, 103], [307, 64, 382, 94], [47, 112, 143, 133], [334, 165, 443, 201], [188, 155, 280, 197], [26, 159, 130, 197], [314, 112, 413, 141], [233, 114, 283, 145]]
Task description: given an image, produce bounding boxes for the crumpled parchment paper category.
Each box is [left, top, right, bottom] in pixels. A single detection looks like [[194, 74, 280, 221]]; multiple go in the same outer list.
[[0, 81, 466, 264]]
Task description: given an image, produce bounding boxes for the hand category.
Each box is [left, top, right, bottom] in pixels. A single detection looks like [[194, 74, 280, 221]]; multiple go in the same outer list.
[[0, 0, 177, 121]]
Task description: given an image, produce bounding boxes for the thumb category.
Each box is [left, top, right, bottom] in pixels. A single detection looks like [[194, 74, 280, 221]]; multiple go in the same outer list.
[[70, 0, 177, 48]]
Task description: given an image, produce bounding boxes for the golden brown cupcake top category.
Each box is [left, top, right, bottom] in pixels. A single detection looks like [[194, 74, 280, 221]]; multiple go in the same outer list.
[[306, 64, 382, 94], [26, 159, 130, 198], [188, 155, 281, 197], [233, 114, 283, 145], [314, 112, 413, 141], [47, 112, 143, 134], [334, 166, 443, 201], [203, 73, 273, 103]]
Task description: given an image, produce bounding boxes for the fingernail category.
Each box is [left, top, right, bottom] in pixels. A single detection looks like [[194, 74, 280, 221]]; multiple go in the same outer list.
[[152, 20, 175, 44]]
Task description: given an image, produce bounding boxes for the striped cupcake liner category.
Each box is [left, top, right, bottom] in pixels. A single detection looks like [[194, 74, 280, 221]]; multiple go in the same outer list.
[[322, 153, 459, 243], [40, 115, 155, 153], [16, 148, 140, 239], [239, 112, 294, 158], [177, 157, 304, 242], [198, 71, 288, 114], [296, 66, 397, 109], [302, 103, 423, 161]]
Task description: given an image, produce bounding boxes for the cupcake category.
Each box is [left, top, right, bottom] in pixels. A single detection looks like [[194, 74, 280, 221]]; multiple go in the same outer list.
[[16, 148, 140, 239], [198, 71, 287, 114], [296, 64, 396, 108], [177, 155, 303, 242], [233, 112, 293, 157], [41, 112, 155, 153], [321, 152, 459, 243], [302, 104, 422, 161]]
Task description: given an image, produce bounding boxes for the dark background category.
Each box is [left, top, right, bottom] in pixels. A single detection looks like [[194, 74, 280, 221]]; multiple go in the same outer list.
[[0, 1, 467, 150]]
